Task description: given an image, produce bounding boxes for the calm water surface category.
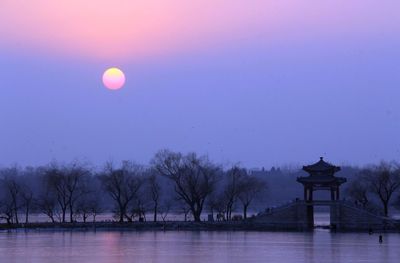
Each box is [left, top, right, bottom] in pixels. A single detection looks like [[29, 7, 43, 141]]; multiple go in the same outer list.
[[0, 230, 399, 263]]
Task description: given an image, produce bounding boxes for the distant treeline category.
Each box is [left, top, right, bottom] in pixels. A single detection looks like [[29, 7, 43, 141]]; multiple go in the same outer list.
[[1, 150, 400, 224]]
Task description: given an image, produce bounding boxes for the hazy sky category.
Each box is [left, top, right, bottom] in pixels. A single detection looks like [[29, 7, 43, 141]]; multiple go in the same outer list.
[[1, 1, 400, 168]]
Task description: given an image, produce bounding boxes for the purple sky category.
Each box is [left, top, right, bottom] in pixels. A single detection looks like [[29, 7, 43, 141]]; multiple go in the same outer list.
[[1, 1, 400, 168]]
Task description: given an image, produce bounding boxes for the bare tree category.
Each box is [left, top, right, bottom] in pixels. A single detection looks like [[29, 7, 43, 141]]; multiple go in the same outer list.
[[89, 198, 103, 223], [346, 179, 369, 208], [361, 162, 400, 217], [126, 193, 149, 222], [238, 175, 267, 220], [177, 200, 191, 222], [36, 190, 59, 223], [206, 192, 219, 220], [76, 196, 103, 223], [0, 169, 17, 224], [99, 161, 144, 222], [0, 168, 22, 224], [75, 182, 103, 223], [65, 163, 90, 222], [75, 199, 91, 223], [44, 166, 69, 222], [206, 190, 227, 221], [0, 200, 14, 224], [223, 166, 246, 220], [152, 150, 220, 222], [0, 168, 36, 224], [147, 173, 161, 222], [43, 163, 91, 223], [159, 199, 172, 223], [20, 183, 34, 224]]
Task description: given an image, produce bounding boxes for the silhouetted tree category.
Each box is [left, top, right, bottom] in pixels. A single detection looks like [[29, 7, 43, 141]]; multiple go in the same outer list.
[[64, 163, 90, 222], [77, 196, 103, 223], [147, 173, 161, 222], [238, 175, 267, 219], [346, 179, 369, 208], [223, 166, 246, 220], [126, 193, 148, 222], [99, 161, 144, 222], [361, 162, 400, 217], [0, 199, 14, 224], [0, 168, 22, 224], [152, 150, 220, 222], [160, 199, 172, 223], [20, 183, 34, 223], [37, 189, 59, 223], [177, 200, 191, 222], [206, 191, 220, 220], [75, 181, 103, 223], [43, 166, 69, 222]]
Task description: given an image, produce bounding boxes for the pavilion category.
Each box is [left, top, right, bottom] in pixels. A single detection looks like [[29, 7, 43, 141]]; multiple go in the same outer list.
[[297, 157, 347, 228]]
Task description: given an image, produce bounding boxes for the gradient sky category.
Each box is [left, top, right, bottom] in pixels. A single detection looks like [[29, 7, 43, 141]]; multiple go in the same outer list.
[[1, 1, 400, 168]]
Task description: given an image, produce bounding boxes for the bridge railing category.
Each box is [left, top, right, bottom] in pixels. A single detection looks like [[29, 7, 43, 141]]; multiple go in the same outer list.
[[259, 199, 305, 216], [338, 200, 391, 219]]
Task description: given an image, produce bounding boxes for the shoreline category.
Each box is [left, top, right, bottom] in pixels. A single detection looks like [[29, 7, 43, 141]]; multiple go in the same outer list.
[[1, 221, 399, 233]]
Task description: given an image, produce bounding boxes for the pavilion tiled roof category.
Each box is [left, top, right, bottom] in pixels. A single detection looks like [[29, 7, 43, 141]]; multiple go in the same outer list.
[[302, 157, 341, 174], [297, 157, 346, 186]]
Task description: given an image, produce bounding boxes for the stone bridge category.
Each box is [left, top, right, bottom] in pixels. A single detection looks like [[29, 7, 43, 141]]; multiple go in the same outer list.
[[252, 200, 396, 231]]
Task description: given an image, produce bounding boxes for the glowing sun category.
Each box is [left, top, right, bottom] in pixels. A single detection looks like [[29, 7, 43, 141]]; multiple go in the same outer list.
[[102, 67, 126, 90]]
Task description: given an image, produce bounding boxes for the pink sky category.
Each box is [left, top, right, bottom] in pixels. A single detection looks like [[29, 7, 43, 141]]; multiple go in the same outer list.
[[1, 1, 399, 61], [1, 1, 400, 167]]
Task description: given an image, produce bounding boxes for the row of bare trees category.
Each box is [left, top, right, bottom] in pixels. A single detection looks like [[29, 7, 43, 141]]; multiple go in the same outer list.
[[3, 155, 400, 224], [152, 150, 267, 221], [0, 163, 103, 224], [0, 150, 268, 224], [346, 162, 400, 217]]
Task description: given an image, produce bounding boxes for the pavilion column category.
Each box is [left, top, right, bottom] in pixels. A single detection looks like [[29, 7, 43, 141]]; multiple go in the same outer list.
[[336, 187, 340, 200], [331, 188, 335, 201], [309, 188, 313, 201], [304, 187, 307, 200]]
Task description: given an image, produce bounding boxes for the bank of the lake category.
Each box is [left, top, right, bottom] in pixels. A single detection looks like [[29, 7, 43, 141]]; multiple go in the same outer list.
[[1, 221, 400, 233]]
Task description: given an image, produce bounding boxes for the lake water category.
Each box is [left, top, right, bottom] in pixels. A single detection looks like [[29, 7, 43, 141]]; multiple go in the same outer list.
[[0, 230, 399, 263]]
